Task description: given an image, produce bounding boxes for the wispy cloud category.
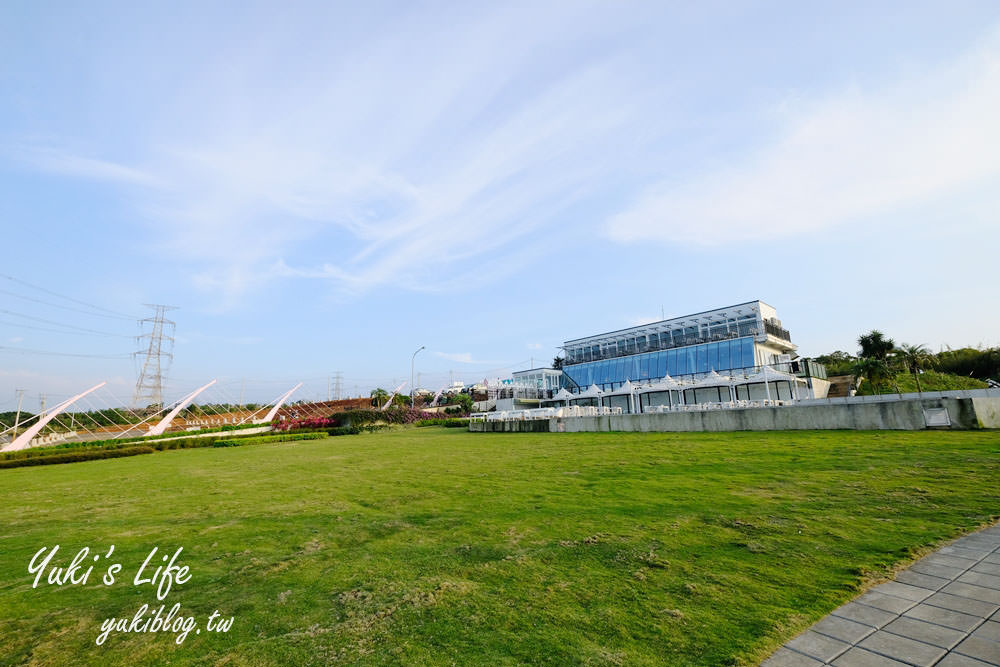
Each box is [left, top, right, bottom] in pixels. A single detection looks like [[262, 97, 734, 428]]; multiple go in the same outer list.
[[15, 147, 162, 188], [16, 4, 644, 300], [606, 30, 1000, 244], [526, 342, 542, 350], [433, 351, 507, 365]]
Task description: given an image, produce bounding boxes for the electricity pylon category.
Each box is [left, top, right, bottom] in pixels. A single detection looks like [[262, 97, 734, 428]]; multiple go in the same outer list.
[[133, 304, 177, 411]]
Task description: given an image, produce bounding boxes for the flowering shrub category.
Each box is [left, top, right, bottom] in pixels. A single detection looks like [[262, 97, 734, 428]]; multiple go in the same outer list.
[[273, 408, 471, 432], [271, 417, 336, 432]]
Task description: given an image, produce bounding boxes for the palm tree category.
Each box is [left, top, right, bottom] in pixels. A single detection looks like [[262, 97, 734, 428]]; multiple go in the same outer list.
[[897, 343, 932, 392], [857, 330, 895, 360], [370, 388, 389, 409], [852, 357, 890, 395]]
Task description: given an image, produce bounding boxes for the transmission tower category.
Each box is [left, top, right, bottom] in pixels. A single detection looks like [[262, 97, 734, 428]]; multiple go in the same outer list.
[[133, 304, 177, 410], [333, 371, 343, 401]]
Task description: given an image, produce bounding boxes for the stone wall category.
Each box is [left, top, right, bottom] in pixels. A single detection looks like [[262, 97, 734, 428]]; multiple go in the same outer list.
[[469, 396, 1000, 433]]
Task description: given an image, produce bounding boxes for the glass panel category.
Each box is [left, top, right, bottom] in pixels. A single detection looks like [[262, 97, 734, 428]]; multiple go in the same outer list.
[[748, 382, 769, 400], [611, 394, 632, 413], [697, 345, 708, 373], [639, 355, 649, 379], [736, 385, 749, 400], [686, 346, 696, 375], [643, 391, 670, 408], [656, 351, 666, 377], [718, 340, 731, 370], [742, 338, 755, 368]]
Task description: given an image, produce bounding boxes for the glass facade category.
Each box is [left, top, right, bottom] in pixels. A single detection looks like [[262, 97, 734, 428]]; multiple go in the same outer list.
[[563, 336, 756, 389]]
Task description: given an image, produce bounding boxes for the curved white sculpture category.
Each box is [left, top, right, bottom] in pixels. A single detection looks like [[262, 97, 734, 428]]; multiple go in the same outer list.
[[380, 381, 407, 411], [2, 382, 107, 452], [254, 382, 303, 424], [146, 379, 217, 436]]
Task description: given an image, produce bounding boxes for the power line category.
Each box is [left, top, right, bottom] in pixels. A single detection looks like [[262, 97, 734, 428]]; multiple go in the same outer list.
[[0, 308, 133, 336], [0, 273, 138, 318], [0, 316, 133, 338], [0, 288, 135, 321], [0, 345, 131, 359]]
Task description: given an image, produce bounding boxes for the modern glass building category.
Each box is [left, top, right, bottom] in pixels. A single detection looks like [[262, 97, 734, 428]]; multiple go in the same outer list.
[[559, 301, 822, 392]]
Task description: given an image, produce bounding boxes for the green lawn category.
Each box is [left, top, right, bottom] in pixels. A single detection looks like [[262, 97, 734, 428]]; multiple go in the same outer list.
[[0, 428, 998, 666]]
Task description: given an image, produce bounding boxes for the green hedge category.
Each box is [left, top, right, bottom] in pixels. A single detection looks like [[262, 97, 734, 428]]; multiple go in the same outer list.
[[213, 433, 326, 447], [415, 418, 470, 428], [2, 431, 273, 463], [0, 446, 155, 469]]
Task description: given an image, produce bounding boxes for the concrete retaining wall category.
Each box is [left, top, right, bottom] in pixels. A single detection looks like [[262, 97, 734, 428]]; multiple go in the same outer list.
[[469, 396, 1000, 433]]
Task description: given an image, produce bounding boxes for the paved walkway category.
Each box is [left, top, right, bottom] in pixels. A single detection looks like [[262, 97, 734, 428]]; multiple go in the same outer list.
[[764, 522, 1000, 666]]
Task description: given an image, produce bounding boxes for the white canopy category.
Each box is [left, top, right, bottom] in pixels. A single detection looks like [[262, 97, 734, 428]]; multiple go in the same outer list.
[[694, 370, 735, 387], [575, 384, 604, 399], [643, 374, 681, 391], [745, 366, 800, 384], [605, 379, 638, 395], [552, 388, 574, 401]]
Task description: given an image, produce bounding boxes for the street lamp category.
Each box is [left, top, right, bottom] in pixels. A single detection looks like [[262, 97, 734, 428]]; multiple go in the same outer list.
[[411, 345, 425, 408]]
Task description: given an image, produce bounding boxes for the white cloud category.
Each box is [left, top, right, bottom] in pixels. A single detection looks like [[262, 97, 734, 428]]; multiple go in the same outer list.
[[606, 31, 1000, 244], [433, 351, 506, 365], [16, 5, 643, 300], [526, 342, 542, 350], [16, 147, 162, 188]]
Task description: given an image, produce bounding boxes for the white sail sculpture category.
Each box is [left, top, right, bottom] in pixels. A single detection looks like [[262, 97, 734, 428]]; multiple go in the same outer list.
[[146, 379, 217, 436], [2, 381, 107, 452]]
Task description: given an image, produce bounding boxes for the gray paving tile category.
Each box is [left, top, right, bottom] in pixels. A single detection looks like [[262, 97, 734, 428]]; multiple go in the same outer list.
[[942, 581, 1000, 605], [957, 537, 1000, 549], [941, 545, 992, 560], [953, 635, 1000, 664], [785, 630, 851, 662], [881, 615, 965, 649], [935, 652, 996, 666], [983, 553, 1000, 565], [924, 555, 979, 569], [894, 570, 950, 591], [874, 581, 933, 602], [903, 603, 983, 632], [958, 570, 1000, 591], [910, 562, 966, 580], [969, 619, 1000, 642], [832, 602, 898, 629], [924, 591, 1000, 618], [811, 614, 876, 643], [856, 591, 917, 614], [971, 561, 1000, 577], [831, 646, 909, 666], [858, 630, 947, 665], [761, 646, 825, 666]]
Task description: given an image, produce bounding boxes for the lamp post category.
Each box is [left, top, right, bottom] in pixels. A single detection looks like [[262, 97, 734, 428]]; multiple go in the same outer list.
[[410, 345, 425, 409]]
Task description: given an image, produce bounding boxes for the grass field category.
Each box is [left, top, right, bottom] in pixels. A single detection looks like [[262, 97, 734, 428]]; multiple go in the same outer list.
[[0, 428, 998, 666]]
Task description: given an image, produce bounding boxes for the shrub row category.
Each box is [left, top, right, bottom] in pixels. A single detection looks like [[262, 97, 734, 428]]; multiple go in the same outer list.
[[0, 446, 155, 469], [212, 432, 327, 447], [415, 418, 470, 428], [2, 431, 274, 463], [1, 423, 264, 460]]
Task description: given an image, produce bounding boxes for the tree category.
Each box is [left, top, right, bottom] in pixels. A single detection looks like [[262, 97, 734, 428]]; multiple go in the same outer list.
[[897, 343, 932, 392], [814, 350, 856, 376], [857, 330, 895, 361], [552, 356, 564, 370], [852, 357, 891, 394], [370, 388, 389, 409]]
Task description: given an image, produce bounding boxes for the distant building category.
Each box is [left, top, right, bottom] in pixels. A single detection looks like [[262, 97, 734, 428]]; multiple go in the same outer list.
[[559, 300, 825, 389], [498, 301, 828, 413]]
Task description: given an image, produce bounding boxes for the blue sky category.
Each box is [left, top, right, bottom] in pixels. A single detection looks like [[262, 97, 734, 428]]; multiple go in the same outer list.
[[2, 1, 999, 408]]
